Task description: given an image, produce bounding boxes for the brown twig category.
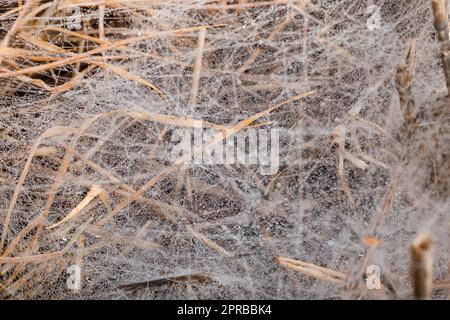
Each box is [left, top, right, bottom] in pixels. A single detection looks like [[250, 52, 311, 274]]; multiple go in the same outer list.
[[119, 272, 213, 291], [395, 39, 417, 127], [431, 0, 450, 96], [410, 234, 433, 300]]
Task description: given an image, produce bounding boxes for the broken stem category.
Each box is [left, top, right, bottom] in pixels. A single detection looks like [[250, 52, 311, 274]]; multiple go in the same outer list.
[[410, 234, 433, 300], [395, 39, 417, 127], [431, 0, 450, 96]]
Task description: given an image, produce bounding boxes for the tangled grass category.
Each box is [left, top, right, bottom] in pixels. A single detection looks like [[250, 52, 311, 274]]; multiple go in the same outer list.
[[0, 0, 449, 299]]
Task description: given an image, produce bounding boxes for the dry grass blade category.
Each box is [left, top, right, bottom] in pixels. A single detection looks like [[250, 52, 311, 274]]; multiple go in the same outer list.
[[189, 27, 206, 111], [0, 127, 79, 251], [175, 91, 316, 165], [0, 219, 88, 265], [91, 61, 166, 97], [276, 257, 346, 285], [185, 226, 233, 258], [0, 0, 35, 64], [47, 184, 109, 229], [0, 25, 219, 80]]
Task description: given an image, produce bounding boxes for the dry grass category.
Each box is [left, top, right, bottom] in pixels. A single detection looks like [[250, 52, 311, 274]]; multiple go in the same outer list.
[[0, 0, 449, 299]]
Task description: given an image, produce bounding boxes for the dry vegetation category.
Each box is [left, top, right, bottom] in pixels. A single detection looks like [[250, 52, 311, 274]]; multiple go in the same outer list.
[[0, 0, 449, 299]]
